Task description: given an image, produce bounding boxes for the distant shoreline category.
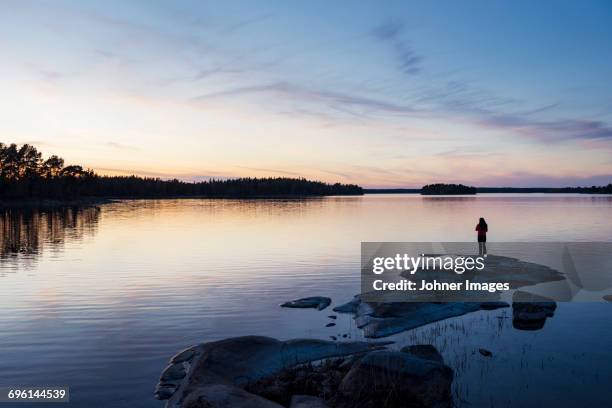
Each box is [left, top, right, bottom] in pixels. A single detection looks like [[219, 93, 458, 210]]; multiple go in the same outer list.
[[365, 187, 612, 194], [3, 190, 612, 209], [0, 198, 117, 209], [0, 194, 358, 208]]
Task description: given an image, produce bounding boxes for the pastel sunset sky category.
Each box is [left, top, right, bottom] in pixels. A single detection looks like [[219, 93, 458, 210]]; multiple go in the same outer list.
[[2, 0, 612, 188]]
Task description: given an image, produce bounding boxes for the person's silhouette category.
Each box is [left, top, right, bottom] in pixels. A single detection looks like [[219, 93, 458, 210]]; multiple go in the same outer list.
[[476, 217, 488, 256]]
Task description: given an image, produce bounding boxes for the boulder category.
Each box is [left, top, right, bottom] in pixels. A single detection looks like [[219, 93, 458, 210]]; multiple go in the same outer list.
[[154, 383, 177, 400], [338, 351, 453, 407], [246, 359, 341, 405], [512, 291, 557, 331], [290, 395, 330, 408], [171, 347, 197, 364], [160, 363, 187, 382], [182, 384, 283, 408], [282, 297, 332, 311], [162, 336, 392, 408], [155, 346, 200, 400]]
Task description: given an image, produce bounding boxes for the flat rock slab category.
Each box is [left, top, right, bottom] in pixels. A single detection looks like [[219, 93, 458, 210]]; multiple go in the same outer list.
[[282, 297, 332, 311], [334, 296, 508, 338], [399, 254, 565, 287]]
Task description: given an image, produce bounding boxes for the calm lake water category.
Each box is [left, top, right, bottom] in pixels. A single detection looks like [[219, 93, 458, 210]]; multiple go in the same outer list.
[[1, 194, 611, 407]]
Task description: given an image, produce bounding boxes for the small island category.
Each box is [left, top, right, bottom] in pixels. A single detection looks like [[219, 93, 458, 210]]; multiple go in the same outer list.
[[0, 143, 363, 202], [421, 183, 477, 195]]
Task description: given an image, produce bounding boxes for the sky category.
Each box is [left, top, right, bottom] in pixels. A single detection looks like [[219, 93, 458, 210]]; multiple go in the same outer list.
[[1, 0, 612, 188]]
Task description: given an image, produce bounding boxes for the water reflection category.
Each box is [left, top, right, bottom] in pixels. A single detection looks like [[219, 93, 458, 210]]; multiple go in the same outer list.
[[511, 291, 558, 331], [0, 206, 100, 270], [0, 196, 610, 408]]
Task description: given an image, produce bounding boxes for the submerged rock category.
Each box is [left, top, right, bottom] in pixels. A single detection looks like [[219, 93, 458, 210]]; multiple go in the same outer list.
[[401, 344, 444, 364], [478, 348, 492, 357], [338, 350, 453, 408], [332, 295, 361, 314], [282, 297, 332, 311]]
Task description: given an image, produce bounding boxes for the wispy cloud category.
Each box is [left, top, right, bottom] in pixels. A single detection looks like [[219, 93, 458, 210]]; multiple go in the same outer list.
[[473, 171, 612, 188], [371, 20, 422, 75], [195, 82, 420, 115], [105, 142, 139, 151], [477, 113, 612, 142], [195, 79, 612, 145]]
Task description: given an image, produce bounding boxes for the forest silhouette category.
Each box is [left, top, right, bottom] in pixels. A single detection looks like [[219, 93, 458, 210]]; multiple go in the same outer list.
[[421, 183, 477, 195], [0, 143, 363, 199]]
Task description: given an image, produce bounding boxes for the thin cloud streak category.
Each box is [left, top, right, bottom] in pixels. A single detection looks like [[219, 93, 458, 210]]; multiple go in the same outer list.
[[195, 82, 421, 115], [478, 114, 612, 141], [106, 142, 140, 151], [371, 20, 422, 75]]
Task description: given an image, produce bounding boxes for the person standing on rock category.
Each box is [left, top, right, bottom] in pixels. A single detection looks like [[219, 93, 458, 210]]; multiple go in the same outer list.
[[476, 217, 488, 256]]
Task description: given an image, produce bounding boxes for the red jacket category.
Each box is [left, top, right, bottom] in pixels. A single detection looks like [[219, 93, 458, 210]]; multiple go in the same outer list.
[[475, 224, 487, 237]]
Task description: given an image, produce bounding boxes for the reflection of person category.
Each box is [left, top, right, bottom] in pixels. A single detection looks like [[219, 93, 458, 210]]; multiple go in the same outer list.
[[476, 217, 488, 256]]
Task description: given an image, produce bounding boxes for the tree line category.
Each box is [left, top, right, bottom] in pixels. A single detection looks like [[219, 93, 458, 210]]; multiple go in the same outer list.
[[421, 183, 612, 195], [0, 143, 363, 199], [477, 185, 612, 194], [421, 183, 477, 195]]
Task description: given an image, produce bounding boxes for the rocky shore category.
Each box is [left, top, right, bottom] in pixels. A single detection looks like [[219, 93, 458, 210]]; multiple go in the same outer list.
[[155, 255, 565, 407], [155, 336, 452, 408]]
